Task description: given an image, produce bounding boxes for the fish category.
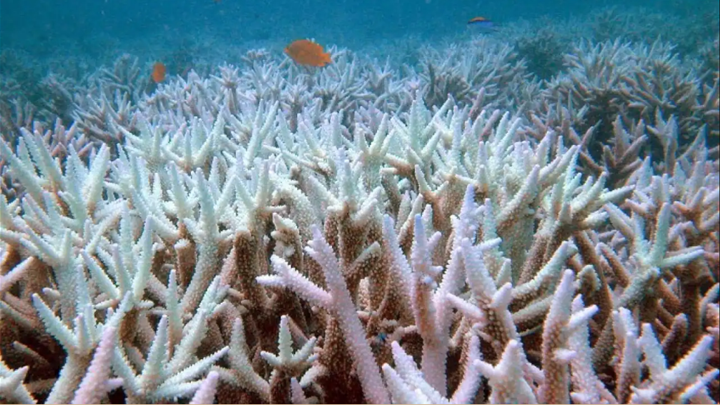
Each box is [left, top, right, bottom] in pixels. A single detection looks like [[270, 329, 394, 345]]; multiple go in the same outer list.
[[467, 16, 498, 33], [372, 332, 388, 346], [151, 62, 166, 83], [284, 39, 332, 67]]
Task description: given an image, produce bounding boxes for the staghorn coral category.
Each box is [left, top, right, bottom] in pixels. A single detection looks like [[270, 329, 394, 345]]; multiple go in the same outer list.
[[588, 6, 720, 55], [513, 26, 568, 81], [1, 11, 720, 402], [540, 38, 719, 170], [416, 38, 534, 111], [0, 68, 717, 403]]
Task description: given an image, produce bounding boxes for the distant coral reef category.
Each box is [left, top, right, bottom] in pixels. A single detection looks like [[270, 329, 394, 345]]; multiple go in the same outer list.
[[0, 7, 718, 405]]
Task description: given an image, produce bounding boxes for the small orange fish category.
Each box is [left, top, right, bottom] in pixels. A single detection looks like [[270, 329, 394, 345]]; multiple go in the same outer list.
[[468, 16, 490, 24], [151, 62, 166, 83], [284, 39, 332, 67]]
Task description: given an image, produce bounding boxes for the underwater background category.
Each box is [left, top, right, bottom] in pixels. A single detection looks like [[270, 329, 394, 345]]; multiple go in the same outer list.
[[2, 0, 719, 72], [0, 0, 719, 403], [2, 0, 718, 151], [3, 0, 720, 46]]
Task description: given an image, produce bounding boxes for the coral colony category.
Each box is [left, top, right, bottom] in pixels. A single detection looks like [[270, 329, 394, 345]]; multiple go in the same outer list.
[[0, 13, 719, 405]]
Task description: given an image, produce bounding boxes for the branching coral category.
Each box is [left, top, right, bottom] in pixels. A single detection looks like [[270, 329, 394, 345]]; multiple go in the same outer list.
[[514, 27, 568, 81], [543, 39, 717, 158], [416, 38, 533, 111], [0, 20, 718, 404]]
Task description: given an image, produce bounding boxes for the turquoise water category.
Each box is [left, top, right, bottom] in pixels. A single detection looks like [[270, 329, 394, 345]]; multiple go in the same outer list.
[[2, 0, 718, 59]]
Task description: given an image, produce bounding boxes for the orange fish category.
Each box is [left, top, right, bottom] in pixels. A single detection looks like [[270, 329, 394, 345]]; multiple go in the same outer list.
[[468, 16, 490, 24], [151, 62, 166, 83], [284, 39, 332, 67]]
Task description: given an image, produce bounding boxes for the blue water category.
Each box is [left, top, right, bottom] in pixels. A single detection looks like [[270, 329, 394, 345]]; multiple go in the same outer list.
[[2, 0, 718, 59]]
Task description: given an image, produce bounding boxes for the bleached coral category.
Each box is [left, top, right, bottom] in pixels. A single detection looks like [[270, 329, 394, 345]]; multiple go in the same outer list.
[[0, 39, 718, 405]]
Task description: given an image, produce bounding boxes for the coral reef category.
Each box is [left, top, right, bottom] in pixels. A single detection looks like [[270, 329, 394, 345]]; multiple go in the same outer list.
[[0, 73, 718, 404], [514, 28, 567, 81], [0, 9, 719, 405]]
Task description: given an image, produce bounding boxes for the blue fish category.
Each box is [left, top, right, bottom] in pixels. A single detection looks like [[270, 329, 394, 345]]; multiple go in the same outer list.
[[467, 16, 498, 33]]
